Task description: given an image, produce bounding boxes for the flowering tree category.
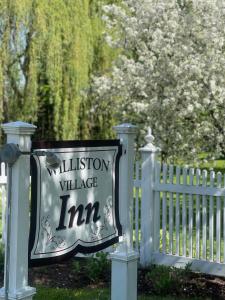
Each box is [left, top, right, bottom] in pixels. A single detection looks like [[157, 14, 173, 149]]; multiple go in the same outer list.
[[90, 0, 225, 161]]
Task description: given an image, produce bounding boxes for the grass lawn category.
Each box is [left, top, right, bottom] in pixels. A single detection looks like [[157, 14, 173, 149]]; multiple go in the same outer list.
[[34, 287, 207, 300], [194, 155, 225, 173], [34, 287, 109, 300]]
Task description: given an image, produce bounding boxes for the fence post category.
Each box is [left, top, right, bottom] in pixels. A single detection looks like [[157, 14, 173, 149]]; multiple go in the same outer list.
[[110, 123, 139, 300], [0, 121, 36, 300], [140, 128, 160, 267]]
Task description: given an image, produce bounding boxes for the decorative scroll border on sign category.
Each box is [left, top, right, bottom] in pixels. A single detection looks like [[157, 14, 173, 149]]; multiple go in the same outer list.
[[29, 140, 122, 267]]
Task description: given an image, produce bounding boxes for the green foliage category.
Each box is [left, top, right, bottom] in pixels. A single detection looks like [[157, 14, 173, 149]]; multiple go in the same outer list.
[[78, 0, 121, 140], [0, 0, 119, 141], [72, 253, 111, 284], [0, 243, 4, 271], [85, 252, 110, 283], [71, 259, 81, 274], [145, 264, 193, 295]]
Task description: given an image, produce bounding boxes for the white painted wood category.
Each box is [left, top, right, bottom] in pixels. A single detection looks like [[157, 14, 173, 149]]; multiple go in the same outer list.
[[169, 165, 174, 254], [162, 163, 168, 254], [188, 168, 194, 258], [135, 162, 140, 251], [0, 163, 7, 244], [216, 172, 222, 263], [111, 252, 138, 300], [153, 183, 225, 197], [202, 170, 208, 260], [175, 166, 180, 256], [111, 123, 138, 300], [196, 169, 201, 259], [0, 185, 6, 244], [154, 162, 161, 252], [139, 128, 160, 266], [114, 124, 137, 253], [0, 163, 7, 184], [209, 171, 215, 261], [0, 121, 36, 300], [135, 187, 139, 251], [134, 148, 225, 276], [182, 167, 187, 257], [152, 252, 225, 277]]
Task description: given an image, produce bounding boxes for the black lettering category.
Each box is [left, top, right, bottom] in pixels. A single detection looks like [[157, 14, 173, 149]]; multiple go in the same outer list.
[[93, 177, 98, 187], [47, 168, 57, 176], [69, 158, 76, 171], [68, 205, 85, 227], [66, 180, 70, 190], [85, 202, 101, 224], [63, 160, 67, 172], [102, 160, 110, 171], [86, 157, 93, 169], [59, 181, 66, 191], [74, 179, 81, 190], [56, 195, 70, 231], [80, 157, 85, 170], [93, 158, 101, 170], [69, 180, 72, 190], [86, 177, 93, 188], [80, 179, 86, 189]]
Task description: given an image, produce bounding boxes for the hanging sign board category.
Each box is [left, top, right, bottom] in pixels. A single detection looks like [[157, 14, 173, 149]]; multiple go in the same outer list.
[[29, 140, 122, 266]]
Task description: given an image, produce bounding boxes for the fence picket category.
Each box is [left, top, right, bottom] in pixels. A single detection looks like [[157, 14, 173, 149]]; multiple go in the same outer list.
[[202, 170, 208, 260], [216, 172, 222, 262], [154, 162, 161, 252], [135, 161, 140, 251], [175, 166, 181, 255], [182, 167, 187, 257], [188, 168, 194, 258], [196, 169, 201, 259], [209, 171, 215, 261], [162, 163, 168, 253], [169, 165, 174, 254]]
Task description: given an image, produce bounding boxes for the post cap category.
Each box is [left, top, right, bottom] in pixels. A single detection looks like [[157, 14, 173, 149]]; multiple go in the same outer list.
[[140, 127, 161, 153], [2, 121, 36, 135], [113, 123, 137, 134]]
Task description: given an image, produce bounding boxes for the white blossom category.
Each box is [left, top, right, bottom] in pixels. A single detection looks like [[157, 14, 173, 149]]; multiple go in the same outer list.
[[90, 0, 225, 161]]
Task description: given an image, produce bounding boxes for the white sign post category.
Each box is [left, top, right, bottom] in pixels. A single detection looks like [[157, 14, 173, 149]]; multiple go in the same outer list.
[[111, 124, 139, 300], [0, 121, 36, 300]]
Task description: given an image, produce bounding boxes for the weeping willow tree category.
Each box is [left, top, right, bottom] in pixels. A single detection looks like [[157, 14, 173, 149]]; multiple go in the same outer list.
[[0, 0, 118, 140]]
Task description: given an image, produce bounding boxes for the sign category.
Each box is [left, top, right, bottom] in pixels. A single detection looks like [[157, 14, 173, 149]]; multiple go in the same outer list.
[[29, 140, 122, 266]]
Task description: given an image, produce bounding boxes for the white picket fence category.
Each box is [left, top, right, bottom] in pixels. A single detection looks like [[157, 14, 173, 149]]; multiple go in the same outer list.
[[134, 143, 225, 276]]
